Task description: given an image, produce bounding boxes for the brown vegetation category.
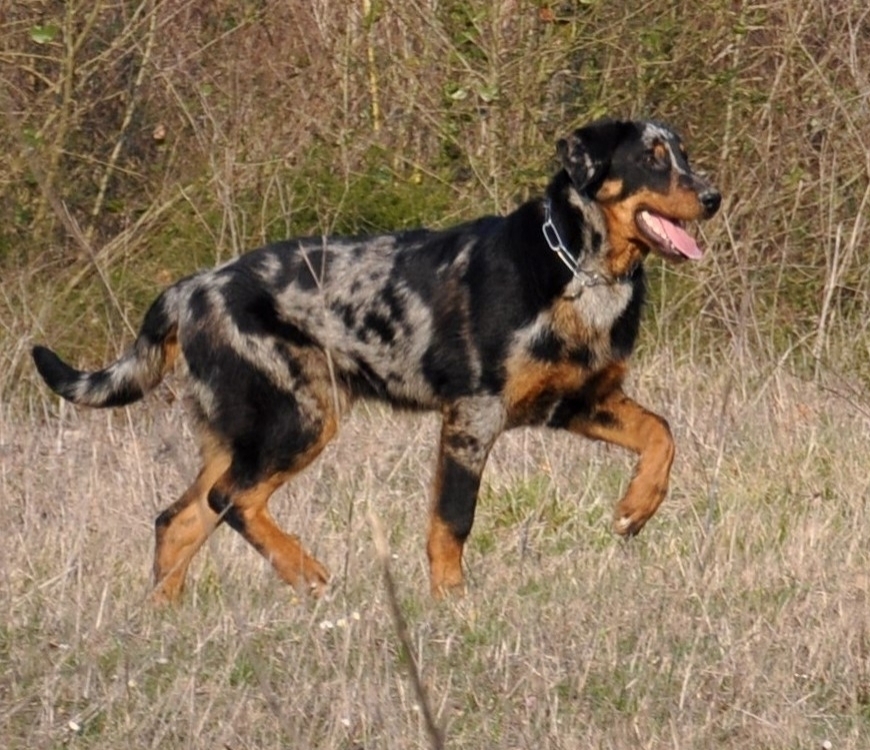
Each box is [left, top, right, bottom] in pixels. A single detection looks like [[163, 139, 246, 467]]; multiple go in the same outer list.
[[2, 1, 869, 747]]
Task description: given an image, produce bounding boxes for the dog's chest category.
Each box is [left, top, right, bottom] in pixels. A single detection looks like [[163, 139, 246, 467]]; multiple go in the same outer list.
[[567, 279, 635, 331], [546, 278, 637, 359], [502, 282, 638, 426]]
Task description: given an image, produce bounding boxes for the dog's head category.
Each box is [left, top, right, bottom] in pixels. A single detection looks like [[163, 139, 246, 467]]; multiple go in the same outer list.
[[557, 119, 720, 272]]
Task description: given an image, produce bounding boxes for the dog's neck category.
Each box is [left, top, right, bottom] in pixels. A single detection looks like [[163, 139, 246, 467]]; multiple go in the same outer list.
[[541, 192, 634, 296], [541, 199, 603, 285]]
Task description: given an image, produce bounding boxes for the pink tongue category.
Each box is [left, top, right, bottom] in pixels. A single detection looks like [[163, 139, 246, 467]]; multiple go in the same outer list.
[[640, 211, 703, 259]]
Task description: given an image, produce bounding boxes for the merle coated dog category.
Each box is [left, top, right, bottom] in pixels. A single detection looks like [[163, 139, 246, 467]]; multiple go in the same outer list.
[[33, 118, 721, 601]]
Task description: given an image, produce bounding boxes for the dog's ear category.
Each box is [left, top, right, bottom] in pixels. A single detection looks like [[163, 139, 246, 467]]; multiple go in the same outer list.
[[557, 119, 629, 193]]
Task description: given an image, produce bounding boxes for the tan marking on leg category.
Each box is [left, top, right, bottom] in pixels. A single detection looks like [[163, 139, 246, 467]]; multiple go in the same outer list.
[[217, 413, 339, 595], [426, 413, 467, 598], [153, 439, 230, 605], [571, 389, 674, 536], [425, 398, 503, 598], [163, 327, 180, 370], [427, 515, 465, 598], [219, 472, 330, 595]]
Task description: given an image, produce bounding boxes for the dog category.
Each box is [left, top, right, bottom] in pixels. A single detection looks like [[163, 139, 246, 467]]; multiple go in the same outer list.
[[32, 118, 720, 602]]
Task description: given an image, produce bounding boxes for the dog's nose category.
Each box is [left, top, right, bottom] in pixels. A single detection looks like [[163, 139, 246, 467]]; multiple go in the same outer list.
[[700, 189, 721, 217]]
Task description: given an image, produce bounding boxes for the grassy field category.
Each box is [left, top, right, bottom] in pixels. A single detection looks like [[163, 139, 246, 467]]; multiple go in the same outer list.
[[3, 1, 870, 748], [3, 349, 870, 748]]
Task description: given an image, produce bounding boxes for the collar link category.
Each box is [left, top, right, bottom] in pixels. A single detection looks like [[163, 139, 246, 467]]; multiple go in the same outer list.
[[542, 199, 606, 288]]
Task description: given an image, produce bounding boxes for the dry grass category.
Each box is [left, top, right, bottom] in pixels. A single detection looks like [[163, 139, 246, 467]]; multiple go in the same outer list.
[[3, 353, 870, 749], [3, 1, 870, 747]]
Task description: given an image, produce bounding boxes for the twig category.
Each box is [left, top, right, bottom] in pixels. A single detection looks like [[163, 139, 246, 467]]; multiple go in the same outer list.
[[87, 0, 158, 239], [0, 81, 135, 338], [369, 511, 445, 750], [361, 0, 381, 132]]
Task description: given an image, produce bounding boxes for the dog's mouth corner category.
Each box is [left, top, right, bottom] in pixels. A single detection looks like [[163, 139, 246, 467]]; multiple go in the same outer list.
[[635, 210, 704, 261]]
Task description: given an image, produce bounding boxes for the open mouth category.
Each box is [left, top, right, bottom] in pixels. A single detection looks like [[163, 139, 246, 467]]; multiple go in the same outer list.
[[636, 210, 703, 260]]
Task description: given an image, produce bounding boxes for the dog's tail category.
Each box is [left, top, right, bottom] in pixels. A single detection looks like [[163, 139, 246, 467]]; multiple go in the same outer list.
[[32, 283, 186, 408]]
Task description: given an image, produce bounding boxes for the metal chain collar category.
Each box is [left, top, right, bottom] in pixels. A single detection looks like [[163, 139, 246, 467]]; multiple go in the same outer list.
[[541, 199, 609, 288]]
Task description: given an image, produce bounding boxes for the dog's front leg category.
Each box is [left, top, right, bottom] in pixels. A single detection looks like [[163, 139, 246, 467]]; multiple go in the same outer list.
[[563, 387, 675, 536], [427, 397, 505, 597]]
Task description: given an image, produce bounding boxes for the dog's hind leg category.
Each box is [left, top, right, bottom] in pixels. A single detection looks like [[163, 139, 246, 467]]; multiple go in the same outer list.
[[152, 435, 231, 604], [427, 397, 505, 597], [208, 469, 330, 594], [206, 402, 340, 595]]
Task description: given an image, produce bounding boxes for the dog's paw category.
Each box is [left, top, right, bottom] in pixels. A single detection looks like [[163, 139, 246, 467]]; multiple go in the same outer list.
[[431, 578, 466, 600], [301, 560, 330, 597], [613, 513, 644, 537]]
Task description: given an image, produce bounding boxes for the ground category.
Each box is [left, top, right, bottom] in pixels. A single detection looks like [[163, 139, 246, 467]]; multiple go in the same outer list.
[[3, 354, 870, 749]]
